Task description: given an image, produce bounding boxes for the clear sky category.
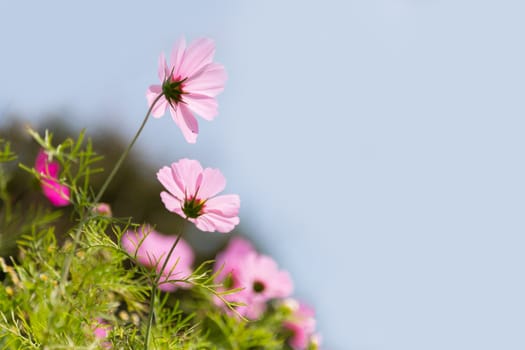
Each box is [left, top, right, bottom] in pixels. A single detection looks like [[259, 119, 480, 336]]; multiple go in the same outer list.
[[2, 1, 525, 349]]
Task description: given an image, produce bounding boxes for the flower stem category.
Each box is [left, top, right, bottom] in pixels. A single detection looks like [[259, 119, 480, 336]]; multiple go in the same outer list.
[[144, 224, 185, 350], [59, 216, 89, 290], [60, 94, 163, 292], [94, 93, 163, 203]]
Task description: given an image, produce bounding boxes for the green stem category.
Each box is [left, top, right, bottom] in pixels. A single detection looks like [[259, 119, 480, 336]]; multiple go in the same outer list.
[[94, 93, 164, 203], [59, 216, 90, 291], [144, 223, 186, 349], [60, 94, 163, 291], [0, 166, 12, 223]]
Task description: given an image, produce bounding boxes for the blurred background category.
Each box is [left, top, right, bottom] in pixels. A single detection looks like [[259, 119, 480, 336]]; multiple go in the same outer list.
[[2, 1, 525, 349]]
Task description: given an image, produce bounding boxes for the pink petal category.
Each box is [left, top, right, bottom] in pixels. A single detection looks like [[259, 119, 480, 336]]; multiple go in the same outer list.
[[184, 63, 227, 97], [196, 212, 239, 233], [158, 52, 168, 81], [197, 167, 226, 199], [192, 215, 216, 232], [158, 280, 177, 292], [179, 38, 216, 78], [170, 159, 203, 197], [214, 237, 254, 282], [93, 319, 111, 339], [170, 105, 198, 144], [35, 150, 59, 178], [157, 166, 184, 200], [239, 300, 267, 320], [168, 104, 184, 129], [183, 93, 218, 121], [170, 37, 186, 78], [121, 228, 155, 266], [146, 85, 168, 118], [286, 322, 310, 349], [160, 191, 184, 217], [273, 270, 294, 297], [226, 237, 255, 257], [179, 103, 200, 143], [42, 180, 70, 207], [284, 302, 317, 350], [179, 103, 199, 133], [122, 227, 195, 292], [205, 194, 240, 218], [35, 150, 48, 173]]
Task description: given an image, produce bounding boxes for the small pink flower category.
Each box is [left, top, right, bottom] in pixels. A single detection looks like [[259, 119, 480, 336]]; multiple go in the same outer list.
[[93, 319, 112, 348], [146, 37, 227, 143], [121, 225, 194, 292], [93, 203, 112, 217], [35, 149, 70, 207], [283, 300, 317, 350], [157, 159, 240, 233]]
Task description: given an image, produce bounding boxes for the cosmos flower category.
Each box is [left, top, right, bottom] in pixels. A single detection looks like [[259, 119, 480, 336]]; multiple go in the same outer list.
[[214, 237, 255, 284], [157, 158, 240, 233], [235, 251, 294, 319], [34, 149, 70, 207], [212, 237, 255, 309], [282, 299, 318, 350], [146, 37, 227, 143], [213, 237, 293, 319], [121, 225, 194, 292]]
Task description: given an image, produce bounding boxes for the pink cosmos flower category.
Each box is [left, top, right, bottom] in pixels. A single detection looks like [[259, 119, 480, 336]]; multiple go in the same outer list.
[[214, 237, 255, 284], [157, 158, 240, 233], [235, 251, 294, 319], [212, 237, 255, 309], [121, 225, 194, 292], [146, 37, 227, 143], [35, 149, 70, 207], [282, 299, 318, 350], [213, 237, 293, 319]]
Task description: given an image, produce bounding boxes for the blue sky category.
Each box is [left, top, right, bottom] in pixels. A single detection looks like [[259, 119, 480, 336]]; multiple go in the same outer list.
[[2, 1, 525, 349]]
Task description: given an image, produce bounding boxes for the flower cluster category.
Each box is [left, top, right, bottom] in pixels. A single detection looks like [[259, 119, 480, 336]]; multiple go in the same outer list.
[[214, 237, 292, 319], [12, 36, 323, 349], [214, 237, 321, 349]]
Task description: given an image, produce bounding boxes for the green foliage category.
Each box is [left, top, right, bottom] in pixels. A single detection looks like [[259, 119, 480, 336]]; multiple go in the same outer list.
[[0, 130, 300, 349]]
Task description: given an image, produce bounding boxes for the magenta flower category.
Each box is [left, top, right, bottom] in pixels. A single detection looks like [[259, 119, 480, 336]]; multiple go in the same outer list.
[[34, 149, 70, 207], [146, 37, 227, 143], [282, 299, 318, 350], [121, 225, 195, 292], [157, 158, 240, 233]]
